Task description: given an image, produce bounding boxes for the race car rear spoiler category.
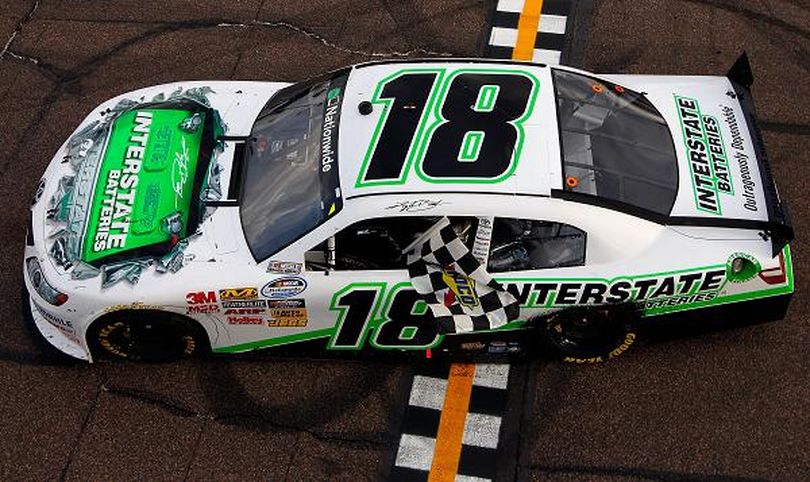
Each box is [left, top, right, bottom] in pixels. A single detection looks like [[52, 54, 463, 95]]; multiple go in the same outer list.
[[727, 53, 794, 257]]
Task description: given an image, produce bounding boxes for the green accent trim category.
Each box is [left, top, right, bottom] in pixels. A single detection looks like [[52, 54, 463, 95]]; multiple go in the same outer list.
[[327, 281, 387, 350], [458, 131, 485, 162], [473, 85, 500, 112], [399, 326, 418, 340], [213, 328, 334, 354], [355, 69, 445, 188], [412, 299, 429, 316], [415, 68, 540, 185]]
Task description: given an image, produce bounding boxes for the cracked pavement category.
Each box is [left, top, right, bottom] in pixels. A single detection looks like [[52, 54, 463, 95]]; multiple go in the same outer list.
[[0, 0, 808, 481], [0, 1, 486, 480]]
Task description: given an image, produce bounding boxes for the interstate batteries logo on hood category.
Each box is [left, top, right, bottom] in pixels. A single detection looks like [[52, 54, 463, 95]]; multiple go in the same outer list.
[[82, 109, 205, 263]]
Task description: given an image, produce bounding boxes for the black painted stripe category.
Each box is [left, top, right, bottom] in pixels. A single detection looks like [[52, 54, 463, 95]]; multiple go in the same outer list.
[[389, 466, 429, 482], [534, 31, 566, 51], [468, 385, 509, 417], [457, 444, 499, 479], [227, 142, 245, 200], [399, 405, 442, 439], [492, 11, 520, 29], [542, 0, 572, 16]]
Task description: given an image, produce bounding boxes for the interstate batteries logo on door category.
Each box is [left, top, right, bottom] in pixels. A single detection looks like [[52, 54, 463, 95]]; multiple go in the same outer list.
[[674, 96, 735, 215], [82, 109, 205, 263]]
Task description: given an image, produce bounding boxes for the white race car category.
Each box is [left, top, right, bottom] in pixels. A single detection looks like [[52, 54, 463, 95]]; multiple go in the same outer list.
[[23, 56, 793, 362]]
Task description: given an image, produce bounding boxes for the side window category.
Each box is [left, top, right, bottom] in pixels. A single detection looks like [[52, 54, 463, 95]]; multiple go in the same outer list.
[[306, 217, 440, 271], [487, 218, 586, 272]]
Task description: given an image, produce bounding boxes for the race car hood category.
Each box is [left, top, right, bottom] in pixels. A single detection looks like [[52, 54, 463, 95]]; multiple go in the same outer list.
[[605, 56, 792, 255], [31, 81, 287, 280]]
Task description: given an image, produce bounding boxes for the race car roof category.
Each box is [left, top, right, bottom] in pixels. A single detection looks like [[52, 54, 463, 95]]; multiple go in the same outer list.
[[338, 60, 563, 200]]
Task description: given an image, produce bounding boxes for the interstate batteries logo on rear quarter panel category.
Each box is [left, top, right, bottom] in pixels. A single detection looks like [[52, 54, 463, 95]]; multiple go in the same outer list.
[[261, 277, 307, 299], [82, 109, 205, 263]]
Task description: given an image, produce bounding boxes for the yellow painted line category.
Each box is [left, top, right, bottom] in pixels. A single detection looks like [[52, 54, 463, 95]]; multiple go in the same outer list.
[[512, 0, 543, 60], [428, 363, 476, 482]]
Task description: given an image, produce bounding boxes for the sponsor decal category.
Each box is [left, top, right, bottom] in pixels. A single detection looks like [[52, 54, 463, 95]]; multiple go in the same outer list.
[[726, 252, 761, 283], [261, 277, 307, 299], [33, 302, 75, 334], [441, 269, 479, 308], [721, 106, 758, 212], [674, 96, 736, 214], [321, 87, 341, 173], [503, 269, 727, 310], [224, 308, 265, 315], [83, 109, 205, 262], [222, 300, 267, 309], [218, 287, 258, 300], [267, 299, 308, 327], [267, 260, 302, 275], [186, 290, 219, 314], [104, 302, 163, 313], [227, 315, 264, 325]]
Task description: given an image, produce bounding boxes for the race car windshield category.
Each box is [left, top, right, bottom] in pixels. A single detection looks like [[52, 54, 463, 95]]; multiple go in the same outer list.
[[553, 69, 678, 215], [240, 69, 348, 261]]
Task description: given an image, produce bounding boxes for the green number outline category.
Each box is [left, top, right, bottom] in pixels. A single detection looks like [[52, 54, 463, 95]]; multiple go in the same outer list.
[[327, 282, 387, 349], [369, 282, 443, 350], [414, 68, 540, 184], [355, 68, 540, 187], [355, 69, 446, 188]]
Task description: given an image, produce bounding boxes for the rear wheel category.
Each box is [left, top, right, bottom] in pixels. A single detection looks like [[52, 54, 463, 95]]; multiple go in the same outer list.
[[536, 304, 638, 363], [88, 311, 208, 362]]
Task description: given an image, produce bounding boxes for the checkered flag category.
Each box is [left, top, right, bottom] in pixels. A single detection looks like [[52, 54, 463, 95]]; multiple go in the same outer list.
[[405, 218, 520, 334]]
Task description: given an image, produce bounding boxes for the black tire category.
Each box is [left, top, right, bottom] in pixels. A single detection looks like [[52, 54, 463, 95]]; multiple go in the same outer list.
[[535, 304, 639, 363], [87, 310, 209, 362]]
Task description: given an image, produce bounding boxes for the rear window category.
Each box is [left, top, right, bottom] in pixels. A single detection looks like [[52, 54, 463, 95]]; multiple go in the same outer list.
[[553, 69, 678, 216]]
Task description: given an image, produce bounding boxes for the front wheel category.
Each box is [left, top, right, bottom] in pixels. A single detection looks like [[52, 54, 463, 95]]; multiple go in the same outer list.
[[88, 311, 208, 362], [535, 304, 639, 363]]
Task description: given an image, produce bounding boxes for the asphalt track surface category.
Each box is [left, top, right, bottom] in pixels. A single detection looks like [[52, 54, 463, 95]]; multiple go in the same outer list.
[[0, 1, 807, 481]]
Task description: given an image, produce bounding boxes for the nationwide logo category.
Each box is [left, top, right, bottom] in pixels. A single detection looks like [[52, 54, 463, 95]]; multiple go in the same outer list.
[[219, 287, 259, 301]]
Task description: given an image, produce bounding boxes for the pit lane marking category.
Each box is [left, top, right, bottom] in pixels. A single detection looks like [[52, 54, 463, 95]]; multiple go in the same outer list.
[[391, 364, 509, 481], [484, 0, 572, 64]]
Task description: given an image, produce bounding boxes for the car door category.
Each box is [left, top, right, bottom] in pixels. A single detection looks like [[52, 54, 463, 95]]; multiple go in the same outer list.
[[482, 217, 592, 321], [299, 215, 444, 351]]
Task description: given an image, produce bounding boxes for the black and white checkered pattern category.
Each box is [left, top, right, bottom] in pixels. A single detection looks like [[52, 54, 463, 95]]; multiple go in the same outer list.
[[405, 218, 520, 334]]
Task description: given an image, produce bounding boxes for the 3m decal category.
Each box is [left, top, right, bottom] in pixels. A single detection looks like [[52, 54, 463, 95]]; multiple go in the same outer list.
[[186, 290, 219, 314], [83, 109, 205, 262], [186, 291, 217, 304], [261, 277, 307, 299], [219, 287, 259, 300], [356, 69, 539, 187], [674, 96, 736, 215]]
